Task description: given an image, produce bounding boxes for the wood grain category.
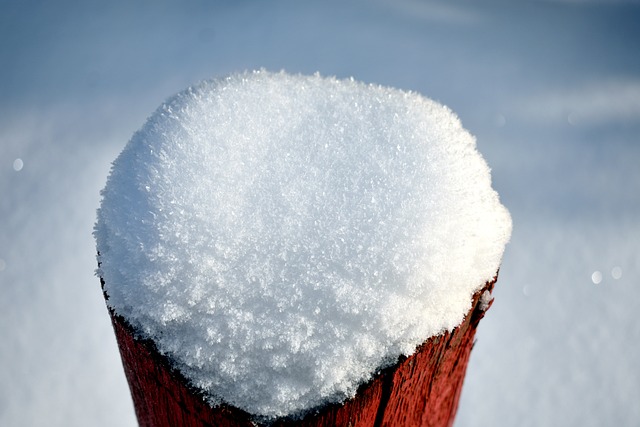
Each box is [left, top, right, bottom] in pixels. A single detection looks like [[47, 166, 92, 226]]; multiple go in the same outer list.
[[108, 277, 496, 427]]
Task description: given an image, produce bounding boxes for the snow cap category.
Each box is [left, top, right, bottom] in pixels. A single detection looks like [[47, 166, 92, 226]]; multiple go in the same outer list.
[[95, 70, 511, 419]]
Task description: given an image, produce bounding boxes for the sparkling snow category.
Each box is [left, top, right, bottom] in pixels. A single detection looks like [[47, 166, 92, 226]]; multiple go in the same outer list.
[[2, 2, 640, 426], [94, 70, 511, 418]]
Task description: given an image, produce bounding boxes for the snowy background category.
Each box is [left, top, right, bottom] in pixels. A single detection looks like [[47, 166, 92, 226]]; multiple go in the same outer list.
[[1, 0, 639, 426]]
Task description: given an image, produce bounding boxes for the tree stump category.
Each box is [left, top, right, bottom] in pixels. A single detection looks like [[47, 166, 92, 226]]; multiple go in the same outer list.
[[106, 276, 496, 427]]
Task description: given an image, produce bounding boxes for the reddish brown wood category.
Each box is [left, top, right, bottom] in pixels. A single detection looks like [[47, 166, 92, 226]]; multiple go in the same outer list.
[[108, 277, 496, 427]]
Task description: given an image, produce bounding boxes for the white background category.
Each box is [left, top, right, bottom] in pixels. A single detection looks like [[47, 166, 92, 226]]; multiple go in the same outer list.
[[1, 1, 639, 425]]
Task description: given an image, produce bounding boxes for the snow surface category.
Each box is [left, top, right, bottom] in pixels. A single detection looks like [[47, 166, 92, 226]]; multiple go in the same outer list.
[[2, 1, 640, 426], [95, 70, 511, 418]]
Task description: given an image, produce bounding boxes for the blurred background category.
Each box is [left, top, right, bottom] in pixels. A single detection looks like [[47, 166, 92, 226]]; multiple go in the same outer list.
[[1, 0, 639, 425]]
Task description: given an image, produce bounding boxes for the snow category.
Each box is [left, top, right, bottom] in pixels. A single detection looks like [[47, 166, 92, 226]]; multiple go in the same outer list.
[[478, 289, 494, 312], [2, 1, 640, 426], [94, 70, 511, 419]]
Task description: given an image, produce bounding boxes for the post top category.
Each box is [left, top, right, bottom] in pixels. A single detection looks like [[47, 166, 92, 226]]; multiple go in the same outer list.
[[95, 70, 511, 419]]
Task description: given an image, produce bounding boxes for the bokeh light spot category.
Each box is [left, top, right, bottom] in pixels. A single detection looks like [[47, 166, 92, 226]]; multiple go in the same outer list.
[[591, 271, 603, 284], [13, 158, 24, 172], [611, 266, 622, 280]]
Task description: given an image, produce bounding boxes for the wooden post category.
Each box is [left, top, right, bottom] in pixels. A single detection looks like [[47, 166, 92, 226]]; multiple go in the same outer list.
[[105, 276, 496, 427]]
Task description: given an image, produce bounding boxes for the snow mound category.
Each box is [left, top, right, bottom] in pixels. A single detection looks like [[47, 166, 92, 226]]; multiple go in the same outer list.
[[94, 70, 511, 419]]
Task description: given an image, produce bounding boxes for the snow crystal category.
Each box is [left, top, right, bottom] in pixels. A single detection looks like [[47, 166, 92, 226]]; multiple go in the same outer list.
[[479, 289, 494, 312], [94, 70, 512, 419]]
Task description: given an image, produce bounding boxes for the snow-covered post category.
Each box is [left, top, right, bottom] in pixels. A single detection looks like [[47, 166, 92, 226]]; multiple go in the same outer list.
[[95, 70, 511, 427]]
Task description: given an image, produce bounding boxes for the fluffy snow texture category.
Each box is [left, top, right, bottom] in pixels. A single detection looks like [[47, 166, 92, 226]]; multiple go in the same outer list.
[[94, 70, 511, 419]]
